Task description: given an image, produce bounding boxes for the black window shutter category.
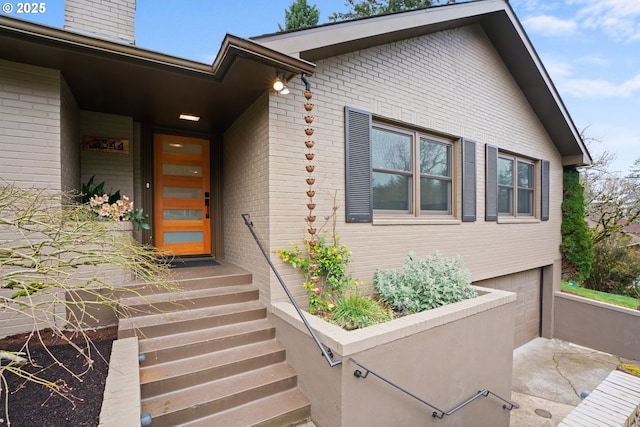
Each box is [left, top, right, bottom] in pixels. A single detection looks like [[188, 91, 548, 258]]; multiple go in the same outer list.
[[485, 144, 498, 221], [541, 160, 550, 221], [345, 106, 373, 223], [461, 138, 476, 222]]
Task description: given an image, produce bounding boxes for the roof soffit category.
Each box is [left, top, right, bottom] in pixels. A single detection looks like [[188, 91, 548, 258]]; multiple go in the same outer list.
[[0, 16, 314, 131]]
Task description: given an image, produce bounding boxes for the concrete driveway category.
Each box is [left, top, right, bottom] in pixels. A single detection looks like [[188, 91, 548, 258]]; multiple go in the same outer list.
[[510, 338, 640, 426]]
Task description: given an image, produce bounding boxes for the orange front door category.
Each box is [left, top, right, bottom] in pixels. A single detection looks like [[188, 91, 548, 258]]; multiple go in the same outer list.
[[154, 134, 211, 256]]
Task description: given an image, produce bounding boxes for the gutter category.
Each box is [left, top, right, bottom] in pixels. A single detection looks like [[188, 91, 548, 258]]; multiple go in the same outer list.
[[0, 15, 315, 78]]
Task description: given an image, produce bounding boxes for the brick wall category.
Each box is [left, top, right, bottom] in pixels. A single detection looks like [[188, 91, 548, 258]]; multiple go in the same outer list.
[[267, 24, 564, 303], [64, 0, 136, 45], [60, 76, 80, 193], [79, 111, 134, 201], [223, 94, 273, 304], [0, 59, 62, 190]]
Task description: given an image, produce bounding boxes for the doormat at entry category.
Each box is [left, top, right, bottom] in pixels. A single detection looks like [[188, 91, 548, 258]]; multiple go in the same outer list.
[[168, 257, 220, 268]]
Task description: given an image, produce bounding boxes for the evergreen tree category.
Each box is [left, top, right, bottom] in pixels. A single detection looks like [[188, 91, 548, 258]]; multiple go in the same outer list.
[[279, 0, 320, 31], [561, 168, 594, 283]]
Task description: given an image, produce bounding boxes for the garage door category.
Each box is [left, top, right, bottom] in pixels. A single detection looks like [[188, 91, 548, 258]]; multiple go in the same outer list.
[[475, 268, 541, 348]]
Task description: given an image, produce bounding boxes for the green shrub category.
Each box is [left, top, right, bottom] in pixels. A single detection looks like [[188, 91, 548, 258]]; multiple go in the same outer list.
[[584, 234, 640, 297], [277, 233, 358, 314], [561, 168, 594, 282], [373, 252, 476, 314], [330, 293, 393, 330]]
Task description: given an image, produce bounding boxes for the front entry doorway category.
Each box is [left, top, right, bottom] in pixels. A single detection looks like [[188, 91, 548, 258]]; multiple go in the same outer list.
[[154, 133, 211, 256]]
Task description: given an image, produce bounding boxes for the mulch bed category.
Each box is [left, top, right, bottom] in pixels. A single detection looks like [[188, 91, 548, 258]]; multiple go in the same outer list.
[[0, 326, 117, 427]]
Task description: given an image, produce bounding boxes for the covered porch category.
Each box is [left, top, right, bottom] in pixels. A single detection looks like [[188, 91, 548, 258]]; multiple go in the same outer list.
[[0, 14, 314, 261]]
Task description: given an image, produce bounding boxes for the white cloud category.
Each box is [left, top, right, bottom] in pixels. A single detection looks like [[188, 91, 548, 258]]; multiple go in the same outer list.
[[541, 56, 574, 80], [512, 0, 557, 13], [522, 14, 578, 36], [561, 73, 640, 98], [570, 0, 640, 43]]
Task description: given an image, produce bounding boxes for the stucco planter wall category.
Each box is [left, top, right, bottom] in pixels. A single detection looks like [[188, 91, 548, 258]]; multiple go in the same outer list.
[[554, 292, 640, 360], [270, 286, 517, 427]]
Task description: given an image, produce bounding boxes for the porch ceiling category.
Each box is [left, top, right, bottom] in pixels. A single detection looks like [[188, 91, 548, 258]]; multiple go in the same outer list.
[[0, 16, 315, 133]]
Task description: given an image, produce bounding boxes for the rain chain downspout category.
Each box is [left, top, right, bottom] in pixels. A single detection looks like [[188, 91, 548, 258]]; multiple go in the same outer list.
[[301, 74, 320, 292], [240, 74, 341, 368]]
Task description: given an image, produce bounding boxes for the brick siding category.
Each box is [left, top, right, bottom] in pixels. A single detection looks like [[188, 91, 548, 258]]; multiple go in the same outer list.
[[265, 24, 563, 304], [64, 0, 136, 44], [0, 59, 62, 190]]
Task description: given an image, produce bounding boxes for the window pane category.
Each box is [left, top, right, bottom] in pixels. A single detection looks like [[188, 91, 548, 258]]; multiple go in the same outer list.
[[163, 140, 202, 155], [420, 177, 450, 212], [498, 187, 513, 214], [163, 210, 203, 221], [373, 171, 411, 211], [163, 164, 202, 177], [372, 128, 412, 172], [420, 139, 451, 177], [498, 158, 513, 186], [518, 161, 534, 189], [518, 189, 534, 215], [163, 186, 202, 199], [163, 231, 203, 243]]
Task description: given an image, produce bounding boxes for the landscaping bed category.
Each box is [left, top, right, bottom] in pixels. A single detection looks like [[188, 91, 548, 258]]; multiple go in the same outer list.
[[0, 327, 116, 427]]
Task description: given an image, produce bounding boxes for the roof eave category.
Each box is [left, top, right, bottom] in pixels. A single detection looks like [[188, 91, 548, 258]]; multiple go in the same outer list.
[[255, 0, 592, 167], [0, 15, 316, 131]]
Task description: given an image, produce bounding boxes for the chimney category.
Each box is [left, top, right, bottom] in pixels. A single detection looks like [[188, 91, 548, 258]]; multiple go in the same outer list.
[[64, 0, 136, 45]]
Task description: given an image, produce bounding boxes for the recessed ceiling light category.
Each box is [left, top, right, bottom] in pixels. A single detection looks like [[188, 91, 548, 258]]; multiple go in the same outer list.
[[179, 113, 200, 122]]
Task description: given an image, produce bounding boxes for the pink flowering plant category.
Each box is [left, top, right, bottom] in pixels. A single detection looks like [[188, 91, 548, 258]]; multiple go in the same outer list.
[[82, 176, 149, 230]]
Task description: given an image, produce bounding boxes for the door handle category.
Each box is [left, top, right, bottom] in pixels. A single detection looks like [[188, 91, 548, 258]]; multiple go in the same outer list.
[[204, 192, 210, 219]]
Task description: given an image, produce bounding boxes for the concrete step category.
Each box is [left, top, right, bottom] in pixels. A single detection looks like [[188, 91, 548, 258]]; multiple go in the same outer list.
[[142, 362, 300, 427], [120, 284, 259, 316], [140, 339, 286, 397], [177, 389, 311, 427], [171, 272, 253, 291], [119, 269, 310, 427], [138, 318, 276, 366], [117, 300, 267, 339], [117, 271, 253, 297]]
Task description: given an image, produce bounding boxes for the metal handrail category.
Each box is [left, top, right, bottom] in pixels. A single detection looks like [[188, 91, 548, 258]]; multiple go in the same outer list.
[[349, 358, 518, 419], [241, 213, 342, 368]]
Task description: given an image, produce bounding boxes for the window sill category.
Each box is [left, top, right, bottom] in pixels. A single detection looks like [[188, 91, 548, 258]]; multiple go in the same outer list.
[[497, 217, 540, 224], [373, 217, 461, 226]]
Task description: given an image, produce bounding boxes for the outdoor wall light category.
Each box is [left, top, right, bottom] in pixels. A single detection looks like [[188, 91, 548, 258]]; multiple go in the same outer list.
[[273, 73, 290, 95], [179, 113, 200, 122], [273, 78, 285, 92]]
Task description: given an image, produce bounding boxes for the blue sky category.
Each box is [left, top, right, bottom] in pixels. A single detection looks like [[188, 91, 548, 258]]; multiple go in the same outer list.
[[4, 0, 639, 173]]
